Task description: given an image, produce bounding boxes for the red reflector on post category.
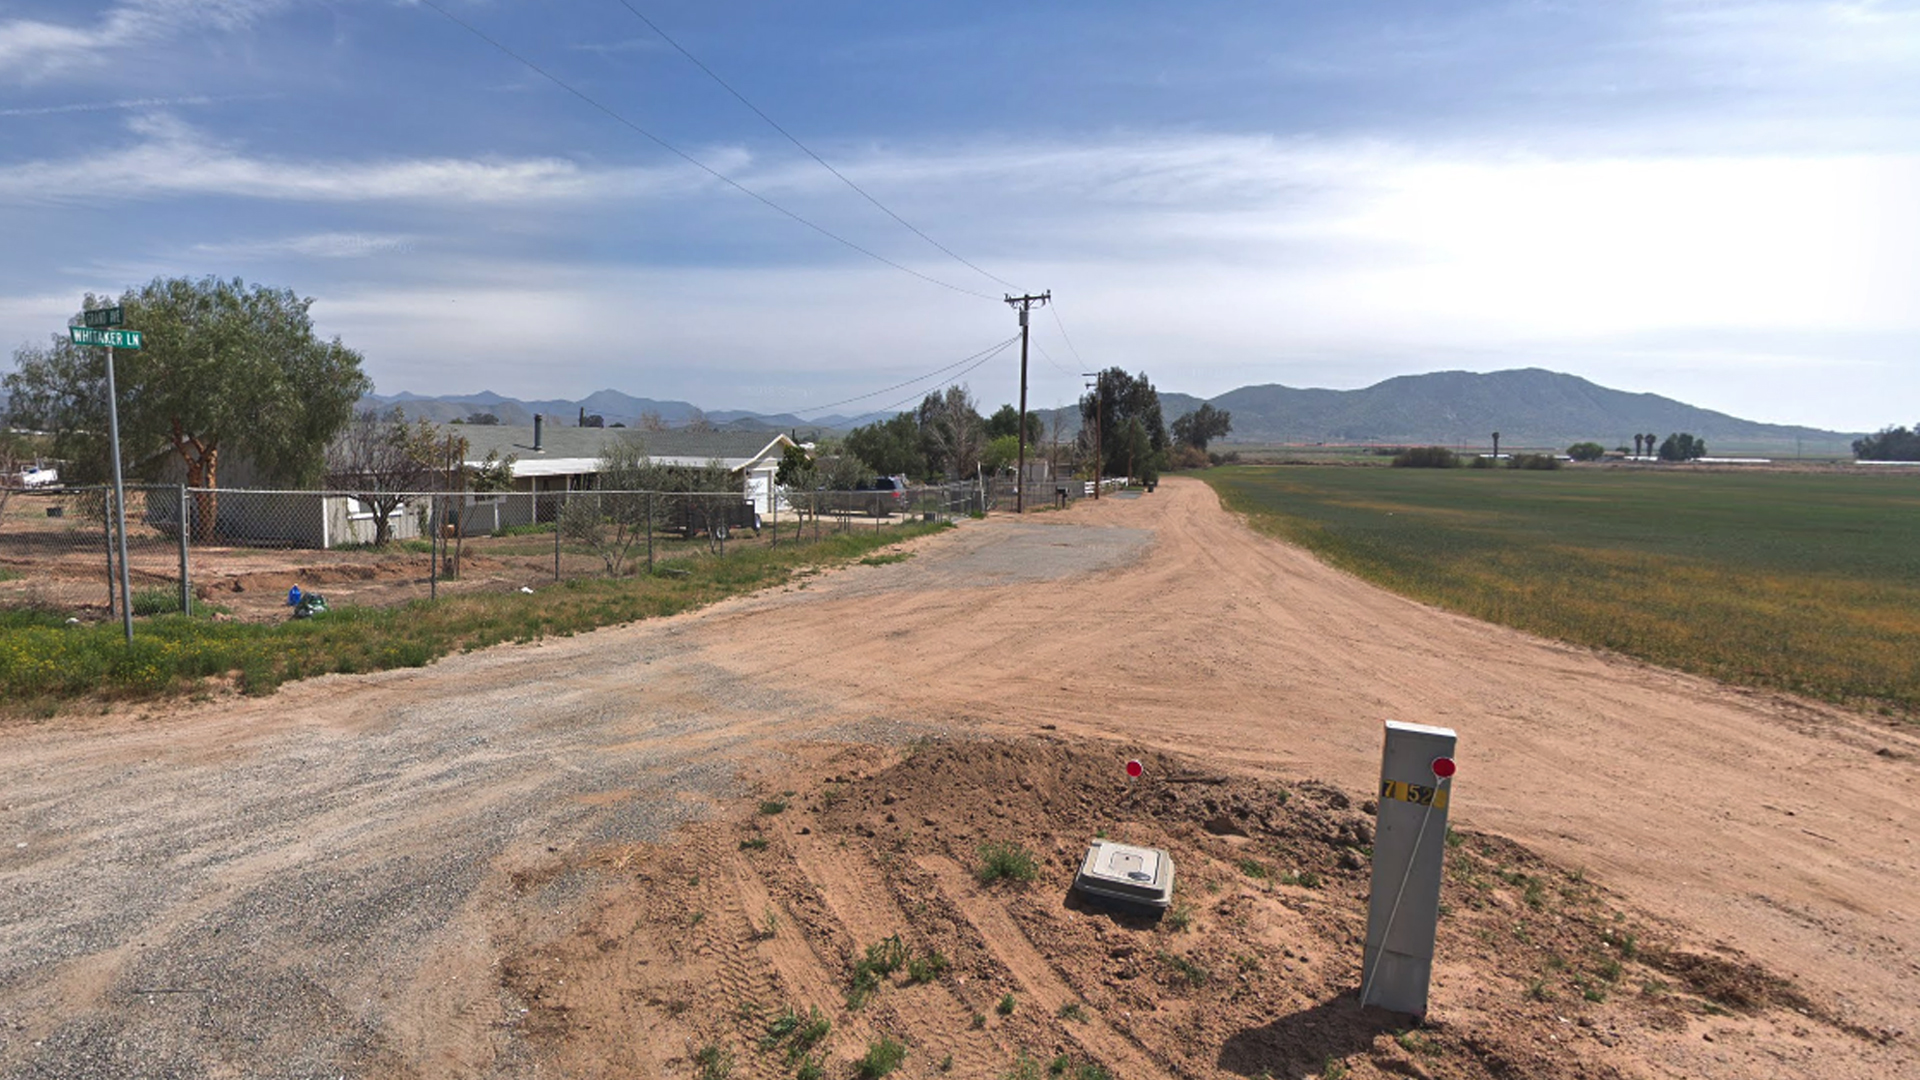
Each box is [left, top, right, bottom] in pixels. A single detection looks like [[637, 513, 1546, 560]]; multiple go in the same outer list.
[[1431, 756, 1456, 779], [1125, 759, 1143, 779]]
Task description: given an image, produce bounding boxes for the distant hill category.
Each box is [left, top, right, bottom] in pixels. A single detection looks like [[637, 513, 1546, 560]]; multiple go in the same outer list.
[[1187, 369, 1858, 452], [364, 369, 1860, 454]]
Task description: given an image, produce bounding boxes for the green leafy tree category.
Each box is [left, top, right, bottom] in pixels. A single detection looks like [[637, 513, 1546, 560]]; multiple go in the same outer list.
[[1079, 368, 1168, 483], [1658, 433, 1706, 461], [1853, 424, 1920, 461], [1170, 403, 1232, 451], [845, 412, 927, 479], [982, 434, 1022, 475], [4, 276, 368, 540], [985, 403, 1042, 443], [1566, 442, 1606, 462]]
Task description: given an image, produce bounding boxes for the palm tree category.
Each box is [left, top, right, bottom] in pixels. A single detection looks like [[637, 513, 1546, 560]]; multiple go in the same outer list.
[[1633, 434, 1643, 457]]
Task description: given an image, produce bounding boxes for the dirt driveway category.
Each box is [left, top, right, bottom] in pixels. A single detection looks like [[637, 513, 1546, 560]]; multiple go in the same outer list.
[[1, 477, 1913, 1078]]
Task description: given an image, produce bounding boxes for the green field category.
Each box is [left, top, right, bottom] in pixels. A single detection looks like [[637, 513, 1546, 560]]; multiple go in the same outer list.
[[1205, 466, 1920, 717]]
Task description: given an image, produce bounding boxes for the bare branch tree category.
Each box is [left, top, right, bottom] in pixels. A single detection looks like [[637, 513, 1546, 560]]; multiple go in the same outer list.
[[559, 433, 663, 576], [323, 408, 443, 547]]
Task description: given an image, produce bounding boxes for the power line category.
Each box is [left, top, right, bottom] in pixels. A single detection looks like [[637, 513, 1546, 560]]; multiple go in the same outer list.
[[840, 337, 1019, 427], [793, 333, 1021, 417], [610, 1, 1020, 293], [416, 0, 999, 301], [1032, 338, 1079, 381], [1048, 301, 1088, 370]]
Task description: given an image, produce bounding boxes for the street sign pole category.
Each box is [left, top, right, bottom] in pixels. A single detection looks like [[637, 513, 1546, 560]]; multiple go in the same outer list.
[[104, 343, 133, 645]]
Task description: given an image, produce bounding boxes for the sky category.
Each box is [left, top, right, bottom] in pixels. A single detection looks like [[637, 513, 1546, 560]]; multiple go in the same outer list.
[[0, 1, 1915, 432]]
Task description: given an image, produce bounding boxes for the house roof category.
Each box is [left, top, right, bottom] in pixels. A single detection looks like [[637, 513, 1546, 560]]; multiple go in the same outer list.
[[452, 424, 795, 476]]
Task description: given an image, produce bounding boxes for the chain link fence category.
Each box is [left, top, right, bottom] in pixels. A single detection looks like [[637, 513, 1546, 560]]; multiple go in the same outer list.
[[0, 482, 987, 623]]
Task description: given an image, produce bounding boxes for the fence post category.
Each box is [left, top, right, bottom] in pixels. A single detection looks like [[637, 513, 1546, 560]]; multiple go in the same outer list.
[[553, 490, 561, 583], [177, 484, 191, 617], [429, 494, 438, 601], [102, 488, 115, 618]]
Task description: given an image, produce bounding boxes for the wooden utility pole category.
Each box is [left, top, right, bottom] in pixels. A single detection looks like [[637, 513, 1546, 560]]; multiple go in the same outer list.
[[1004, 291, 1050, 513], [1083, 371, 1104, 500]]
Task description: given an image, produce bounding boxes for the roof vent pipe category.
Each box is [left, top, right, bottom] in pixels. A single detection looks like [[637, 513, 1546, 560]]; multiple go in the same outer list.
[[533, 414, 543, 451]]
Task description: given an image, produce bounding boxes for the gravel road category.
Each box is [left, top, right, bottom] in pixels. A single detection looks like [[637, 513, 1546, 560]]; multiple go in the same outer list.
[[4, 484, 1915, 1079], [0, 518, 1150, 1079]]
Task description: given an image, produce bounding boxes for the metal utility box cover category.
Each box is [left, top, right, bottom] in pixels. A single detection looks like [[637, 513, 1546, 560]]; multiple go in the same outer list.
[[1362, 720, 1457, 1016], [1073, 841, 1175, 911]]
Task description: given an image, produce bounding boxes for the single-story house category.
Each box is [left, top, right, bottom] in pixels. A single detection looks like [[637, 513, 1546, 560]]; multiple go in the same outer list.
[[145, 418, 797, 548], [449, 421, 798, 534]]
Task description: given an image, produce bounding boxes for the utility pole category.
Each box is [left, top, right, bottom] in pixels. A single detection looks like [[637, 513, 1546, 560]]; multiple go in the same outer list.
[[1083, 371, 1104, 500], [1004, 291, 1050, 513]]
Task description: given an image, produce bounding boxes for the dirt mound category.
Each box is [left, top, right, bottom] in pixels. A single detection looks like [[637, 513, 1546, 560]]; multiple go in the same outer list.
[[498, 736, 1867, 1080]]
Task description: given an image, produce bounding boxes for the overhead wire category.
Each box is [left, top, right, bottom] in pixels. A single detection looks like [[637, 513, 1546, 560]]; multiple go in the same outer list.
[[416, 0, 1000, 301], [839, 337, 1020, 428], [609, 0, 1020, 294], [793, 333, 1022, 417], [1048, 301, 1088, 371]]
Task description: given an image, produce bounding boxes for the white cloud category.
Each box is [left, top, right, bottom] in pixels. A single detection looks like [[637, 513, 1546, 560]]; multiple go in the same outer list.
[[0, 0, 292, 83], [0, 113, 730, 204]]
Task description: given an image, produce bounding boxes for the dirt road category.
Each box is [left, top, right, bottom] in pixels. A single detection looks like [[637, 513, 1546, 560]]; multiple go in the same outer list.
[[2, 476, 1913, 1078]]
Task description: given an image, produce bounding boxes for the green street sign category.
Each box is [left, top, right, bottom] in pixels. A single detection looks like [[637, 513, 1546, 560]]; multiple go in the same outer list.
[[70, 326, 142, 349], [82, 306, 124, 328]]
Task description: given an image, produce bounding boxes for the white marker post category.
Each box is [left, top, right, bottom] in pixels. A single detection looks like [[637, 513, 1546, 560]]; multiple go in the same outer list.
[[1360, 720, 1457, 1017]]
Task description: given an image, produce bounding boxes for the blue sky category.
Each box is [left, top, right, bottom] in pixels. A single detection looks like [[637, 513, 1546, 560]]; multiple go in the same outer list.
[[1, 1, 1915, 431]]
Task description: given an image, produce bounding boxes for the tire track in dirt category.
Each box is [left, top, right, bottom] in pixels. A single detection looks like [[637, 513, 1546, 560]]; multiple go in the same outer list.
[[920, 853, 1168, 1079], [774, 818, 1015, 1077]]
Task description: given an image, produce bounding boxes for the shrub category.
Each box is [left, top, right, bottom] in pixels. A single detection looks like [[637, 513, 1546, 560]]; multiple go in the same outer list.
[[856, 1037, 907, 1079], [977, 841, 1038, 885], [1507, 453, 1561, 470], [1566, 442, 1606, 462], [1468, 454, 1498, 469], [1391, 446, 1457, 468], [1166, 444, 1210, 471]]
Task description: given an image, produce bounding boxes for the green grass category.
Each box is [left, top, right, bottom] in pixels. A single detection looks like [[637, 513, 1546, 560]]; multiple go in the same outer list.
[[1205, 467, 1920, 716], [0, 522, 951, 712]]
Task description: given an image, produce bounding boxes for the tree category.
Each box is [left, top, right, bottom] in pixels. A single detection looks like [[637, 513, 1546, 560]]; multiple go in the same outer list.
[[559, 433, 664, 576], [1491, 432, 1501, 459], [468, 449, 517, 491], [323, 408, 446, 547], [1079, 368, 1168, 483], [918, 385, 985, 480], [463, 412, 501, 426], [1658, 433, 1706, 461], [1566, 442, 1606, 462], [1170, 403, 1232, 451], [983, 434, 1021, 475], [1853, 424, 1920, 461], [639, 410, 668, 432], [845, 412, 927, 479], [5, 276, 368, 541], [985, 403, 1042, 443], [682, 407, 714, 433]]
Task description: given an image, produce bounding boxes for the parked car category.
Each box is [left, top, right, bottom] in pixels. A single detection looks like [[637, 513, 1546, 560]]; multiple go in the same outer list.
[[823, 476, 910, 517]]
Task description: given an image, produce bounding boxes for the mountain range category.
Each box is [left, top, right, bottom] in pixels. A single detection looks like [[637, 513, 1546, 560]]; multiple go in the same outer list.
[[368, 369, 1861, 453]]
